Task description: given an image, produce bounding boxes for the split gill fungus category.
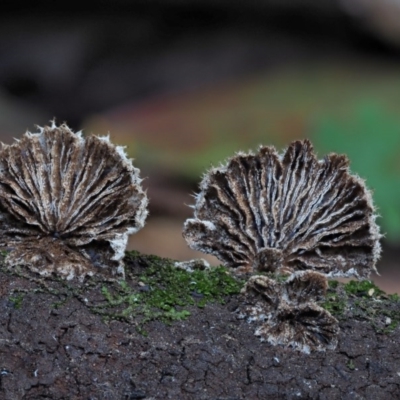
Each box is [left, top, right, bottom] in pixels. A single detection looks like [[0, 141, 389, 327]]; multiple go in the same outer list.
[[239, 271, 339, 353], [0, 123, 148, 281], [183, 139, 381, 279]]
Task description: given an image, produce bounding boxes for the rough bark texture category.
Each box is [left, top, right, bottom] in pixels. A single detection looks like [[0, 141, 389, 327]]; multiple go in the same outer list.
[[0, 253, 399, 400]]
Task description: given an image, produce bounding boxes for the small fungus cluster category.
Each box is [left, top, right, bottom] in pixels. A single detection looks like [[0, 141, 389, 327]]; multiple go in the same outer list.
[[183, 140, 382, 352], [238, 271, 339, 353], [0, 124, 384, 354], [0, 123, 148, 280]]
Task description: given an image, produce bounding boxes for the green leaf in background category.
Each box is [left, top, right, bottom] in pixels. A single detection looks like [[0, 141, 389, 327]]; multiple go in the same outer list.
[[312, 102, 400, 241], [84, 63, 400, 243], [85, 62, 400, 180]]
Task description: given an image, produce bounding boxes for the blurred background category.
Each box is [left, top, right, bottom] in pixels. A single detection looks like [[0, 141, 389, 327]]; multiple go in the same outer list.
[[0, 0, 400, 292]]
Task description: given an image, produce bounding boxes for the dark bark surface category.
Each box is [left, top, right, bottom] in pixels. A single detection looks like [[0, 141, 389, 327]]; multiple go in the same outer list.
[[0, 254, 399, 400]]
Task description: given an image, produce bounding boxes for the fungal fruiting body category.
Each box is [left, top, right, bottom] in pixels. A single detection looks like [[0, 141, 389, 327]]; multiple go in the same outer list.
[[183, 140, 381, 278], [0, 123, 148, 280], [239, 271, 339, 353]]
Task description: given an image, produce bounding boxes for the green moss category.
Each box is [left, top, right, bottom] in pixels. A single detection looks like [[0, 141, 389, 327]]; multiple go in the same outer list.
[[0, 251, 243, 334], [344, 280, 385, 297], [321, 294, 346, 316], [389, 293, 400, 301], [139, 263, 242, 306], [320, 279, 400, 335], [320, 281, 347, 317], [1, 251, 398, 336], [328, 280, 339, 289], [8, 293, 24, 309], [0, 250, 8, 257], [346, 359, 355, 370], [75, 252, 243, 332], [96, 258, 243, 333]]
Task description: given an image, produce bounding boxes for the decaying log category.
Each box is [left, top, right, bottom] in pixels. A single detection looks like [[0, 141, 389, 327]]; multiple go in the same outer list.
[[0, 252, 399, 400]]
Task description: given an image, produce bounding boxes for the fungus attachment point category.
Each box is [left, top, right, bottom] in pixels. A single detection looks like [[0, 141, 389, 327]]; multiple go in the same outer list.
[[0, 123, 148, 281], [183, 140, 381, 278], [253, 247, 283, 272], [240, 271, 339, 353]]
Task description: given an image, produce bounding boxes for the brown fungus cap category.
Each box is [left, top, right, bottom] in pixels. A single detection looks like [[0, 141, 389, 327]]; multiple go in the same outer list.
[[183, 140, 381, 278], [0, 123, 148, 281], [239, 271, 339, 353]]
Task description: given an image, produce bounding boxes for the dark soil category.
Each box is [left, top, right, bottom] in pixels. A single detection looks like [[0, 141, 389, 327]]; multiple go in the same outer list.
[[0, 254, 399, 400]]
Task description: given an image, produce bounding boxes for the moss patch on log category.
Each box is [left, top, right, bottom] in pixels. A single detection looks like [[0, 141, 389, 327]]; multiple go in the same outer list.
[[98, 251, 243, 333], [0, 250, 243, 333], [0, 250, 399, 399], [0, 250, 398, 335], [321, 279, 400, 334]]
